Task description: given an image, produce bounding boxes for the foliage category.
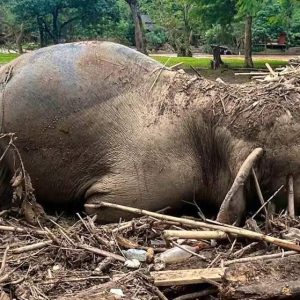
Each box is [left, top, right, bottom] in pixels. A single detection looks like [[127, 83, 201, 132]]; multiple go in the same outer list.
[[0, 0, 131, 47], [146, 26, 168, 51], [141, 0, 203, 56]]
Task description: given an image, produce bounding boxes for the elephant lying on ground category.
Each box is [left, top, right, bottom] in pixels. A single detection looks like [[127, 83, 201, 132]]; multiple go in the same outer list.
[[0, 41, 299, 223]]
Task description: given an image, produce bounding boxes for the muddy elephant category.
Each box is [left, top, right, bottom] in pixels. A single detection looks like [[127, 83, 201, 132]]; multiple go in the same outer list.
[[0, 41, 298, 223]]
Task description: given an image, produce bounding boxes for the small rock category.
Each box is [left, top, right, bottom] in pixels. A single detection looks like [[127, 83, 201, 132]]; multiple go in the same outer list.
[[124, 259, 140, 269], [122, 249, 147, 262], [146, 247, 154, 263]]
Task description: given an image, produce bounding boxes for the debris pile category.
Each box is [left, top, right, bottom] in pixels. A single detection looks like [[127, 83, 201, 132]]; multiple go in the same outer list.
[[0, 200, 300, 300], [234, 61, 300, 83], [289, 56, 300, 67]]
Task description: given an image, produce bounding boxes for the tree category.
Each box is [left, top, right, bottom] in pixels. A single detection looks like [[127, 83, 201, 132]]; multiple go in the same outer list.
[[0, 4, 28, 53], [0, 0, 121, 47], [142, 0, 201, 57], [125, 0, 147, 54], [236, 0, 261, 68], [194, 0, 236, 67]]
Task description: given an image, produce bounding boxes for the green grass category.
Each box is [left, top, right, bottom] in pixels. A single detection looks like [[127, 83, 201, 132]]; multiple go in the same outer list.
[[0, 53, 19, 64], [0, 52, 288, 71], [151, 55, 288, 70]]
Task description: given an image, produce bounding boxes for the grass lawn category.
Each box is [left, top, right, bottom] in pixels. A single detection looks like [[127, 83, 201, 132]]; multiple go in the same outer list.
[[0, 53, 19, 64], [0, 52, 288, 71], [152, 56, 288, 70]]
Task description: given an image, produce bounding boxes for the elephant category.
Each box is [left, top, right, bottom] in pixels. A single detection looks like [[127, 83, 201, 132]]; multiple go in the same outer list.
[[0, 41, 299, 223]]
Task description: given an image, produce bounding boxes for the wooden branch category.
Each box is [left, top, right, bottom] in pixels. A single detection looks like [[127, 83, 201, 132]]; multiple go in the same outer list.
[[265, 63, 277, 76], [164, 230, 228, 240], [88, 202, 300, 252], [217, 148, 264, 224], [79, 244, 125, 262], [11, 240, 53, 254], [150, 268, 225, 286], [0, 225, 46, 236], [173, 288, 217, 300], [0, 246, 9, 276], [224, 250, 298, 266], [288, 175, 295, 218]]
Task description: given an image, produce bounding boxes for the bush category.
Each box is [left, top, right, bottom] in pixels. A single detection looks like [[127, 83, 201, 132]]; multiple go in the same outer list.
[[146, 27, 168, 51]]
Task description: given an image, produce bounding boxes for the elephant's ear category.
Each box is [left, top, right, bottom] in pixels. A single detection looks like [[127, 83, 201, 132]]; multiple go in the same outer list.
[[216, 148, 264, 225]]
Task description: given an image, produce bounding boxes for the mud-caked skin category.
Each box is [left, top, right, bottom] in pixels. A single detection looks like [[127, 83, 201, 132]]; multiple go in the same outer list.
[[0, 41, 298, 223]]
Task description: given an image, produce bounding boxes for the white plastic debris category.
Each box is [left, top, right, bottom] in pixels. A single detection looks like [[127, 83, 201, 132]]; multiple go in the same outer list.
[[122, 249, 147, 262], [52, 265, 61, 271], [110, 288, 124, 298], [124, 259, 141, 269], [158, 245, 197, 264]]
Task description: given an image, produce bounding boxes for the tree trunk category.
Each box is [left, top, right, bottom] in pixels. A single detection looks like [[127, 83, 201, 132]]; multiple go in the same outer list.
[[244, 15, 254, 68], [52, 8, 59, 44], [15, 23, 24, 54], [212, 46, 223, 69], [125, 0, 147, 55], [37, 17, 46, 47], [182, 4, 192, 57]]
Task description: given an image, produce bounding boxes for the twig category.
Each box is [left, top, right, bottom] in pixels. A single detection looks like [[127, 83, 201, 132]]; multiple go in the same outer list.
[[190, 66, 202, 78], [224, 250, 298, 266], [0, 225, 46, 235], [265, 63, 277, 76], [149, 58, 171, 92], [112, 221, 133, 233], [170, 62, 183, 69], [252, 185, 284, 219], [44, 227, 61, 245], [288, 175, 295, 218], [79, 244, 125, 262], [11, 240, 53, 254], [233, 242, 258, 257], [91, 202, 300, 252], [217, 148, 264, 223], [38, 276, 110, 285], [0, 245, 9, 275], [252, 168, 268, 216], [96, 257, 114, 272]]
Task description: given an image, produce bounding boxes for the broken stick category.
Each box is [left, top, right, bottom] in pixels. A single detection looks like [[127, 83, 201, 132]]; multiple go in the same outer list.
[[288, 175, 295, 218]]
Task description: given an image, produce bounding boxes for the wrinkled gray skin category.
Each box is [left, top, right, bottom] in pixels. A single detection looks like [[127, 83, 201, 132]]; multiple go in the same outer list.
[[0, 41, 298, 223]]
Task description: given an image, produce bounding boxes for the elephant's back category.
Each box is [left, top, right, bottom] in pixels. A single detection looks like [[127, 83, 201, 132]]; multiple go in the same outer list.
[[0, 42, 163, 204]]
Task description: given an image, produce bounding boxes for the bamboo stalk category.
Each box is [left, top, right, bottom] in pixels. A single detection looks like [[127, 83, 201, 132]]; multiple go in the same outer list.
[[164, 230, 228, 240], [85, 202, 300, 252]]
